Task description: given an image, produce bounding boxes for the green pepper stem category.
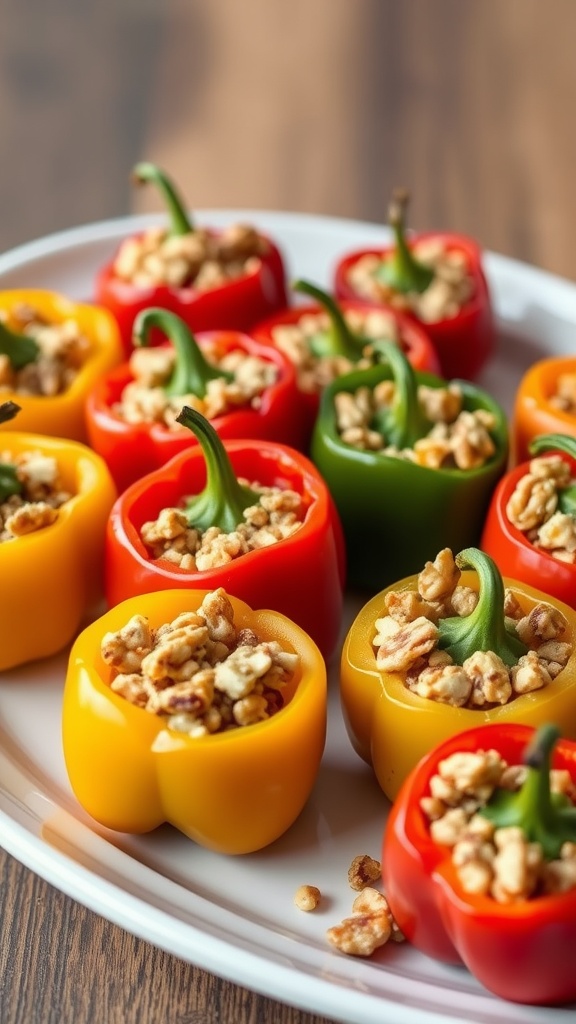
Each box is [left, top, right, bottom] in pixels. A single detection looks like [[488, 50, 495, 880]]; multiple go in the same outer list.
[[370, 339, 431, 449], [0, 319, 39, 370], [175, 407, 260, 533], [437, 547, 528, 667], [292, 279, 365, 361], [376, 188, 434, 295], [132, 308, 232, 399], [480, 724, 576, 860], [0, 402, 23, 502], [132, 162, 193, 237], [0, 401, 21, 424], [529, 434, 576, 517]]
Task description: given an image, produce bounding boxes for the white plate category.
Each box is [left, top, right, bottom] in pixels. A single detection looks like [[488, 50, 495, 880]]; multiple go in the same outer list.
[[1, 211, 575, 1024]]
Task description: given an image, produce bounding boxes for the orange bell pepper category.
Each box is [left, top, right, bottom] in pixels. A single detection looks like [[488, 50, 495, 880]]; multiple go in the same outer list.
[[0, 289, 123, 442], [62, 589, 327, 854], [513, 356, 576, 463], [0, 422, 116, 670]]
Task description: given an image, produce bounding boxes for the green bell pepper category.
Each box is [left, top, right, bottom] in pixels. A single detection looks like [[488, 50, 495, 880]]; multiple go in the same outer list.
[[310, 342, 508, 589]]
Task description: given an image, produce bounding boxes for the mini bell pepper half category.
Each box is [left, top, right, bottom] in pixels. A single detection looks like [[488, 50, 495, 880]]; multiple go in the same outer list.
[[512, 355, 576, 463], [62, 588, 327, 854], [310, 340, 508, 590], [383, 722, 576, 1004], [333, 189, 495, 381], [105, 408, 345, 660], [95, 163, 288, 355], [0, 289, 123, 442], [252, 278, 441, 449], [341, 547, 576, 802], [85, 307, 308, 492], [482, 433, 576, 608], [0, 402, 116, 671]]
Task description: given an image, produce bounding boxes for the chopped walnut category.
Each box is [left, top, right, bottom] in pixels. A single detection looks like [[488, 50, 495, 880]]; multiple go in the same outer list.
[[326, 888, 394, 957], [506, 455, 576, 562], [114, 338, 278, 428], [422, 748, 576, 903], [294, 885, 321, 911], [0, 303, 91, 397], [347, 854, 382, 891], [113, 222, 268, 290], [101, 588, 299, 734], [345, 241, 474, 322], [0, 448, 72, 543], [140, 482, 305, 570], [333, 379, 497, 470], [548, 372, 576, 413], [372, 549, 573, 710]]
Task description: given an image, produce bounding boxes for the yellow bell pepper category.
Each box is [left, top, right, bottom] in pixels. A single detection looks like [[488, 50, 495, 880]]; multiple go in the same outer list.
[[62, 589, 327, 855], [0, 289, 123, 441], [341, 549, 576, 802], [0, 429, 116, 670]]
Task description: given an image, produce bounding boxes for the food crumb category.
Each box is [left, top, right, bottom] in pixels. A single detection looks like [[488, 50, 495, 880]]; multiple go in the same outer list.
[[294, 885, 321, 911], [348, 854, 382, 891]]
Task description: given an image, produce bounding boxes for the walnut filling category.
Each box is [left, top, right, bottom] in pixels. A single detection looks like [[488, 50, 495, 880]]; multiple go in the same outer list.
[[506, 454, 576, 563], [0, 303, 91, 397], [372, 548, 573, 708], [421, 748, 576, 901], [335, 380, 496, 469], [140, 483, 305, 571], [548, 371, 576, 414], [270, 307, 404, 394], [100, 588, 299, 737], [0, 450, 71, 542], [112, 223, 269, 290], [114, 341, 278, 428], [346, 238, 474, 322]]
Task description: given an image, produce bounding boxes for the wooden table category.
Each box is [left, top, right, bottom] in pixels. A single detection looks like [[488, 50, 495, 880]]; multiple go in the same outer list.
[[1, 2, 575, 1022]]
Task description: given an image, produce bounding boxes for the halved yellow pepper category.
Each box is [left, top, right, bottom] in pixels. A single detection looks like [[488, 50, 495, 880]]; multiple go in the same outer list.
[[0, 289, 123, 441], [341, 564, 576, 802], [62, 590, 327, 854], [0, 431, 116, 671]]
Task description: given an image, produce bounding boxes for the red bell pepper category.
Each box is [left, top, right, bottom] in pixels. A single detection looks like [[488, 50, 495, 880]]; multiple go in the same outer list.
[[105, 407, 345, 660], [383, 721, 576, 1005], [95, 163, 287, 355], [481, 433, 576, 609], [252, 278, 441, 449], [86, 307, 308, 492], [333, 189, 495, 381]]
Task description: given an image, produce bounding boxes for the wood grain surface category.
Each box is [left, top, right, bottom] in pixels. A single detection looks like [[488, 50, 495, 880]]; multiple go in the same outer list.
[[1, 2, 576, 1022]]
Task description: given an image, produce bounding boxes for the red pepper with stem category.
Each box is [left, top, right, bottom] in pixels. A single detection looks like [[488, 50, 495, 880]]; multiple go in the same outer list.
[[86, 307, 308, 492], [95, 163, 288, 355], [105, 407, 345, 660], [252, 277, 441, 449], [333, 189, 495, 381], [383, 721, 576, 1005], [481, 433, 576, 608]]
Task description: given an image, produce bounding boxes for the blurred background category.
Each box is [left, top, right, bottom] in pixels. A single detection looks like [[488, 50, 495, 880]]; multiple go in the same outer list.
[[1, 0, 575, 279]]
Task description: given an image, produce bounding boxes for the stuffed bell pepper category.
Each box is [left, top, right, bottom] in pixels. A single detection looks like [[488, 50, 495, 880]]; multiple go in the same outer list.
[[383, 721, 576, 1004], [333, 188, 495, 381], [311, 339, 508, 590], [63, 587, 326, 854], [86, 307, 308, 491], [0, 401, 116, 670], [482, 433, 576, 608], [252, 278, 441, 449], [0, 289, 122, 441], [341, 546, 576, 801], [513, 355, 576, 462], [95, 163, 287, 354], [105, 407, 345, 660]]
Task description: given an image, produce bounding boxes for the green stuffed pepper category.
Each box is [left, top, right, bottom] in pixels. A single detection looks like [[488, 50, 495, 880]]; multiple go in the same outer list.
[[310, 341, 508, 589]]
